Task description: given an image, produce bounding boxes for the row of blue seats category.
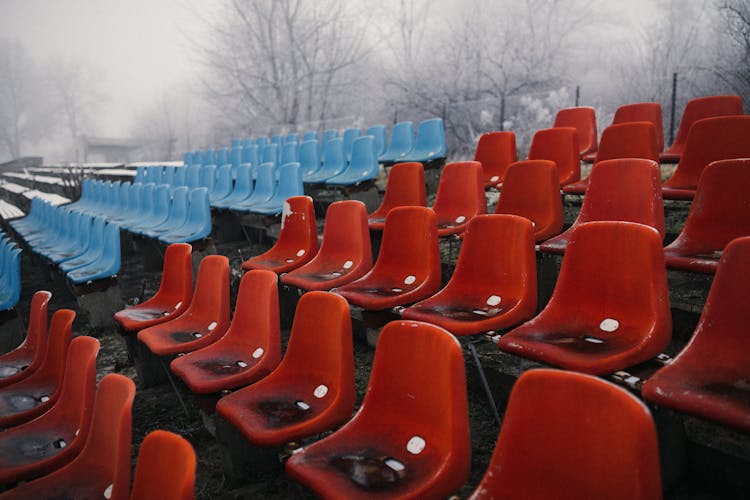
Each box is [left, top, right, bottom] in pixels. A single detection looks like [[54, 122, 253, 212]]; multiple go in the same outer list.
[[9, 199, 120, 285], [67, 181, 212, 243], [0, 232, 21, 311]]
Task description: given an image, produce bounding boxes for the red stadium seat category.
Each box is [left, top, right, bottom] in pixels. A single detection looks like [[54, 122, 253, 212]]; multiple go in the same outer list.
[[541, 158, 665, 255], [663, 159, 750, 273], [473, 131, 517, 188], [499, 222, 672, 375], [334, 207, 441, 311], [402, 215, 536, 335], [130, 430, 196, 500], [281, 200, 372, 291], [216, 291, 354, 447], [138, 255, 230, 357], [613, 102, 665, 152], [469, 369, 662, 500], [170, 270, 281, 394], [241, 196, 318, 273], [553, 106, 598, 157], [527, 127, 581, 187], [0, 291, 51, 388], [286, 320, 471, 499], [662, 115, 750, 200], [494, 160, 564, 242], [661, 95, 744, 163], [0, 374, 135, 500], [563, 121, 659, 195], [0, 309, 74, 428], [114, 243, 193, 333], [0, 336, 98, 486], [644, 236, 750, 433], [431, 161, 486, 237], [368, 162, 426, 230]]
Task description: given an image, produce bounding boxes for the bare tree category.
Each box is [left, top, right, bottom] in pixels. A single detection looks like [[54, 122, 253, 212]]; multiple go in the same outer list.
[[47, 58, 105, 145], [713, 0, 750, 103]]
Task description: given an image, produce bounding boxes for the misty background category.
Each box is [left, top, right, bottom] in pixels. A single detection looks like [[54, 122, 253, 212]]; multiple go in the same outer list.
[[0, 0, 747, 164]]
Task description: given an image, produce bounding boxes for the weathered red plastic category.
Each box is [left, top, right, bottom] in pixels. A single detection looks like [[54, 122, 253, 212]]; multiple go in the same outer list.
[[499, 222, 672, 374], [0, 336, 98, 486], [286, 320, 471, 499], [402, 215, 536, 335], [494, 160, 564, 242], [553, 106, 598, 157], [242, 196, 318, 272], [527, 127, 581, 187], [130, 430, 196, 500], [114, 243, 193, 332], [661, 95, 744, 163], [473, 131, 517, 188], [0, 373, 135, 500], [613, 102, 665, 152], [368, 162, 426, 230], [562, 121, 659, 195], [644, 236, 750, 432], [0, 309, 74, 428], [281, 200, 372, 291], [662, 115, 750, 200], [335, 206, 441, 311], [170, 270, 281, 394], [0, 291, 51, 388], [663, 159, 750, 273], [138, 255, 230, 357], [541, 158, 665, 254], [431, 161, 486, 236], [469, 369, 662, 500], [216, 291, 354, 447]]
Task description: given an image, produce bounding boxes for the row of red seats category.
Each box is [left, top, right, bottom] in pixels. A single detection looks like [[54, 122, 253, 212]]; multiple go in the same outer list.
[[0, 293, 196, 498]]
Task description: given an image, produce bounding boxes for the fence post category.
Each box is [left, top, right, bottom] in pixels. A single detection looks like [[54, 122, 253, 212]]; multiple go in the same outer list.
[[669, 72, 678, 145], [575, 85, 580, 106]]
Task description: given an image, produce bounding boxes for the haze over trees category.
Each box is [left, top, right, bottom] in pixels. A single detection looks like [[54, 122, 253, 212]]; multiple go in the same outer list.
[[0, 0, 748, 162]]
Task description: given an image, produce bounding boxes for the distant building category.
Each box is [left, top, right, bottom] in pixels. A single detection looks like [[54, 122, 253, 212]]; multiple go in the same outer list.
[[0, 157, 43, 173], [78, 136, 142, 163]]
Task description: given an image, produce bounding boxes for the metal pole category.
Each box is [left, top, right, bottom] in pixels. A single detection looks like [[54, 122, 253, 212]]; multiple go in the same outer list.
[[499, 95, 506, 131], [468, 341, 502, 427], [575, 85, 580, 106], [670, 72, 678, 145]]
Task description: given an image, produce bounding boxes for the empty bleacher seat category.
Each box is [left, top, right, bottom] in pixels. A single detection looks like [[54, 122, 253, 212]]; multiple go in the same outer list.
[[553, 106, 598, 158], [286, 320, 471, 499], [66, 222, 121, 284], [469, 369, 661, 499], [128, 185, 171, 234], [212, 164, 253, 209], [613, 102, 665, 152], [216, 291, 355, 447], [0, 291, 51, 388], [643, 236, 750, 433], [402, 215, 537, 335], [304, 138, 345, 184], [498, 221, 672, 374], [158, 187, 212, 244], [400, 117, 447, 163], [232, 163, 275, 210], [280, 141, 298, 165], [541, 158, 665, 254], [368, 162, 426, 231], [302, 131, 318, 142], [431, 161, 486, 237], [281, 200, 372, 291], [249, 163, 304, 215], [379, 121, 414, 163], [0, 242, 21, 311], [326, 136, 379, 185], [342, 127, 361, 163], [171, 270, 281, 394], [209, 164, 233, 204], [474, 131, 517, 188], [298, 139, 322, 182], [663, 158, 750, 273], [527, 127, 580, 187], [129, 430, 196, 500], [365, 124, 387, 156], [139, 187, 189, 238]]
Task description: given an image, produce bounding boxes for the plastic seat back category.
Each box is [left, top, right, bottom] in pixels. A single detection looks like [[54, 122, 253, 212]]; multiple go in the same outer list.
[[0, 290, 51, 388], [200, 164, 216, 192], [494, 160, 564, 242], [216, 148, 229, 166], [67, 222, 121, 284], [280, 141, 298, 165], [250, 163, 304, 215], [255, 136, 268, 149], [190, 150, 203, 167], [262, 143, 278, 167], [341, 127, 361, 162], [664, 159, 750, 273], [214, 163, 253, 208], [242, 196, 318, 273], [60, 217, 106, 271], [282, 200, 372, 291], [241, 144, 258, 167], [209, 164, 233, 204], [594, 121, 660, 164], [305, 138, 345, 183], [185, 165, 202, 190], [299, 139, 321, 180], [326, 136, 378, 185], [553, 106, 598, 156], [302, 131, 318, 142], [368, 162, 426, 230], [130, 431, 196, 500], [238, 163, 275, 208], [470, 369, 661, 500], [161, 186, 190, 232], [528, 127, 581, 186], [286, 320, 470, 499], [474, 131, 517, 187], [380, 121, 414, 162], [431, 161, 486, 236], [403, 117, 447, 162], [161, 187, 211, 243], [365, 124, 387, 155], [172, 167, 187, 188], [613, 102, 665, 151], [664, 95, 743, 159], [322, 129, 338, 144], [663, 115, 750, 193], [162, 166, 175, 186], [135, 166, 146, 184]]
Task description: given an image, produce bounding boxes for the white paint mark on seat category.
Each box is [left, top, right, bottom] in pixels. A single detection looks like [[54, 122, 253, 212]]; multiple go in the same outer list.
[[343, 260, 353, 269], [208, 321, 217, 331], [599, 318, 619, 332], [296, 249, 305, 257], [455, 215, 466, 224], [486, 295, 501, 306], [385, 458, 405, 471], [314, 385, 328, 398], [404, 275, 416, 285], [407, 436, 426, 455], [252, 347, 264, 359]]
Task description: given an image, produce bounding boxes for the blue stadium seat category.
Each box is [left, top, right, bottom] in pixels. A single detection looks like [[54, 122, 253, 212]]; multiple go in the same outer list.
[[302, 131, 318, 142], [191, 150, 204, 167], [327, 136, 378, 185], [60, 217, 106, 272], [182, 152, 191, 166], [400, 117, 447, 162], [204, 148, 216, 167], [213, 164, 253, 209], [261, 144, 278, 167], [256, 136, 268, 149], [285, 133, 299, 143], [129, 184, 172, 233], [67, 222, 121, 284], [232, 138, 243, 149], [241, 144, 258, 169], [216, 147, 229, 167], [366, 124, 387, 156], [322, 129, 338, 144], [162, 166, 175, 186], [342, 127, 361, 162], [109, 183, 142, 224], [304, 138, 345, 183], [49, 213, 93, 264], [209, 164, 234, 204], [280, 141, 298, 165], [232, 163, 275, 211], [185, 165, 202, 190], [379, 121, 414, 163], [134, 166, 147, 184], [159, 187, 212, 244], [171, 167, 187, 191], [299, 139, 322, 181], [139, 187, 190, 238], [120, 183, 156, 231], [200, 164, 217, 191], [0, 244, 21, 311], [251, 163, 304, 215]]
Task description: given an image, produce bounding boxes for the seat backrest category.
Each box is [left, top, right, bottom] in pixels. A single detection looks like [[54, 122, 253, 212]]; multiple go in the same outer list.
[[172, 167, 187, 188], [553, 106, 597, 155], [310, 200, 372, 271], [593, 121, 659, 164], [185, 255, 230, 325], [470, 369, 661, 500], [613, 102, 664, 151], [528, 127, 580, 186], [135, 166, 146, 184], [666, 95, 743, 155], [320, 138, 345, 174], [34, 309, 75, 394], [494, 160, 563, 241], [431, 161, 486, 220], [298, 140, 321, 176], [166, 187, 190, 228], [241, 144, 258, 166], [365, 125, 387, 155], [183, 187, 211, 235], [413, 117, 447, 157], [212, 165, 233, 197], [303, 131, 318, 142], [262, 144, 278, 166], [185, 166, 202, 189], [369, 162, 426, 219], [252, 163, 276, 200], [216, 148, 229, 166], [672, 158, 750, 249], [100, 222, 122, 275], [384, 121, 414, 158], [342, 127, 361, 161], [272, 195, 318, 260], [275, 163, 304, 200], [230, 146, 242, 169], [474, 131, 517, 185], [151, 185, 171, 222], [116, 182, 131, 213], [151, 243, 193, 310], [130, 430, 196, 500], [322, 129, 338, 144], [256, 136, 268, 149], [665, 115, 750, 189], [281, 141, 298, 165], [345, 136, 378, 180], [8, 290, 52, 370], [229, 163, 253, 200], [86, 217, 107, 258], [200, 165, 216, 191], [204, 149, 216, 166], [576, 158, 665, 238], [163, 166, 175, 186]]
